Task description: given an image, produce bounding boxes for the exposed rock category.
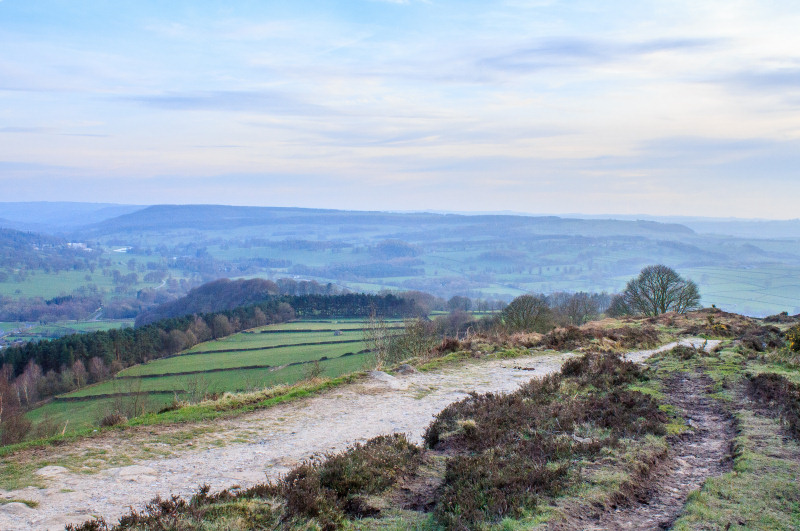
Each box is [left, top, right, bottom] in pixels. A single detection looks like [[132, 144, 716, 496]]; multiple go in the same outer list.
[[35, 466, 69, 478], [368, 370, 408, 390], [1, 502, 36, 515], [395, 364, 417, 375], [106, 465, 158, 482]]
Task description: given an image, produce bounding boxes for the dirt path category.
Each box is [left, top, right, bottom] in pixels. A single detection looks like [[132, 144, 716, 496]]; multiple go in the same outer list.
[[0, 340, 714, 530], [578, 371, 734, 531]]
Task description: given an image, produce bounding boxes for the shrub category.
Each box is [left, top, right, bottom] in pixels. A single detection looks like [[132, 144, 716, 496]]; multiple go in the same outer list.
[[283, 433, 422, 527], [425, 351, 666, 529], [435, 445, 569, 529], [787, 325, 800, 353], [541, 326, 585, 350], [668, 345, 699, 360], [0, 409, 32, 445], [748, 373, 800, 439], [432, 337, 462, 356], [99, 413, 128, 427]]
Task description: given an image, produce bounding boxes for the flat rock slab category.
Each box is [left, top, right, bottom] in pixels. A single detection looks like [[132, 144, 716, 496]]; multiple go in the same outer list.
[[1, 502, 37, 515], [368, 370, 408, 390], [35, 466, 69, 478], [106, 465, 158, 481]]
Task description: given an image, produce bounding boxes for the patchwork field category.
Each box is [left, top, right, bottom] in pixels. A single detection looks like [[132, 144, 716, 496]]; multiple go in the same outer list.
[[25, 319, 383, 436]]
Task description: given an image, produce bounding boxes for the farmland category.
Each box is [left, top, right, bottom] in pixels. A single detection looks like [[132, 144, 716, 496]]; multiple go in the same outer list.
[[24, 319, 383, 436], [4, 205, 800, 319]]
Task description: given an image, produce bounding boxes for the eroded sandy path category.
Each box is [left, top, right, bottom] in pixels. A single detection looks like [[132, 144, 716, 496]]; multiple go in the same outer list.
[[0, 340, 714, 530]]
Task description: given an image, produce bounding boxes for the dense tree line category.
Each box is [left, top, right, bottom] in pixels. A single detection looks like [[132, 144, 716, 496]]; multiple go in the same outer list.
[[135, 278, 350, 326], [0, 294, 102, 322], [497, 291, 613, 334], [0, 293, 425, 413]]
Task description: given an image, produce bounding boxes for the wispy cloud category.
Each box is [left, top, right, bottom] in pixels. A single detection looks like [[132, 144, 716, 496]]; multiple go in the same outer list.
[[2, 0, 800, 217], [723, 67, 800, 90], [127, 90, 332, 116], [0, 126, 52, 133], [479, 37, 720, 72]]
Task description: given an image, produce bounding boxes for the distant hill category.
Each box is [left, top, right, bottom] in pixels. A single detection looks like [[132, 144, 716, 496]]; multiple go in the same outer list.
[[81, 204, 696, 239], [677, 219, 800, 239], [567, 214, 800, 240], [135, 278, 281, 326], [0, 202, 145, 233]]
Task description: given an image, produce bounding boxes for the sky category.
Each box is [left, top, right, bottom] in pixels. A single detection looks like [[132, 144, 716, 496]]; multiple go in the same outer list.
[[1, 0, 799, 218]]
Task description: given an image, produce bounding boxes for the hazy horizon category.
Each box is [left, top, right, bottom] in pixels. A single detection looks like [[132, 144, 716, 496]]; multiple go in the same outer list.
[[3, 200, 800, 223], [2, 1, 799, 218]]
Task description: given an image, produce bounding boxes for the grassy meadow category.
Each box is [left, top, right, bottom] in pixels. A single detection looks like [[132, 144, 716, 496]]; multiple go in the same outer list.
[[24, 319, 378, 437]]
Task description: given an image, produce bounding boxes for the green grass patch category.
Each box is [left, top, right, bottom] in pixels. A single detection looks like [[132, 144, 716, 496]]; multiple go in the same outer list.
[[183, 329, 365, 354], [672, 410, 800, 530], [0, 498, 39, 508], [117, 340, 365, 378], [68, 350, 369, 397]]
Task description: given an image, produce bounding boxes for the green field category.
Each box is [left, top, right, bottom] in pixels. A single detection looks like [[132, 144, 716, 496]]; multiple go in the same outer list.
[[0, 319, 132, 342], [0, 322, 28, 333], [182, 330, 364, 354], [683, 265, 800, 317], [25, 395, 178, 435], [110, 341, 365, 380], [257, 319, 403, 331], [0, 252, 167, 300], [24, 319, 377, 437], [65, 353, 369, 397]]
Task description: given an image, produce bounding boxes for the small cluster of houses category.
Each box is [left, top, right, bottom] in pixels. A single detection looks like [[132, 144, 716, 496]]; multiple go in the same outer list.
[[0, 324, 33, 350]]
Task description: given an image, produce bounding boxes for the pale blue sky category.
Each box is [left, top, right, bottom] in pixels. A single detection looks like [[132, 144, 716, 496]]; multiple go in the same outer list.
[[1, 0, 799, 217]]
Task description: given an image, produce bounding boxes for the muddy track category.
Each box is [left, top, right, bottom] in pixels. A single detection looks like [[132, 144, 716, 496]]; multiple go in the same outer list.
[[573, 371, 735, 531]]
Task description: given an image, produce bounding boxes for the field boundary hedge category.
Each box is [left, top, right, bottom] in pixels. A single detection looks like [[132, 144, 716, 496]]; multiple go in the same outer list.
[[187, 338, 365, 355], [54, 390, 181, 402], [258, 326, 403, 334], [55, 351, 371, 401]]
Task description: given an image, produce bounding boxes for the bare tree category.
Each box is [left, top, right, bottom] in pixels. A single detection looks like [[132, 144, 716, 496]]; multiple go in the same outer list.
[[549, 292, 600, 326], [617, 265, 701, 316], [563, 292, 599, 325], [390, 318, 438, 362], [363, 309, 393, 368], [502, 294, 552, 333]]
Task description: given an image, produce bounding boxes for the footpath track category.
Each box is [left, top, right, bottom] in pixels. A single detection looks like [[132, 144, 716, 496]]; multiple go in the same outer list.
[[0, 340, 716, 530], [571, 371, 733, 530]]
